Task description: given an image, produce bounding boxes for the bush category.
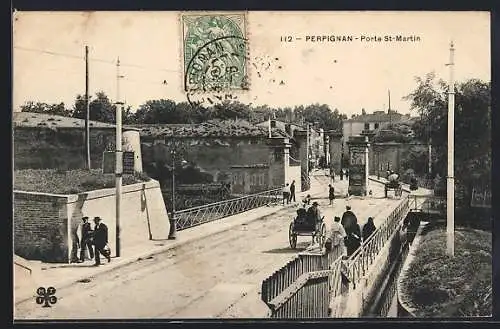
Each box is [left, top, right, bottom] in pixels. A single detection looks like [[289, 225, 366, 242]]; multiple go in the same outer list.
[[14, 169, 151, 194], [400, 226, 492, 317]]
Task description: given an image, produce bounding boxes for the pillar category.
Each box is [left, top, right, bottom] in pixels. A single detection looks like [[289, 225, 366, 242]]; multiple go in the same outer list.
[[294, 130, 310, 191], [122, 128, 143, 173], [347, 136, 370, 196], [327, 131, 343, 175]]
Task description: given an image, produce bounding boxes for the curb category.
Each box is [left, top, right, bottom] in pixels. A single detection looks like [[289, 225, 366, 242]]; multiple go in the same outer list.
[[15, 188, 326, 305], [396, 221, 428, 317]]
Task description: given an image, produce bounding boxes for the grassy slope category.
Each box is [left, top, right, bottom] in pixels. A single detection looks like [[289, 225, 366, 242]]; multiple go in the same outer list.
[[14, 169, 150, 194], [400, 226, 492, 317]]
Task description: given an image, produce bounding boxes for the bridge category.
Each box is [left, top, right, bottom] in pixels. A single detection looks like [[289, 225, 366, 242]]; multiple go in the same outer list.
[[14, 171, 434, 319]]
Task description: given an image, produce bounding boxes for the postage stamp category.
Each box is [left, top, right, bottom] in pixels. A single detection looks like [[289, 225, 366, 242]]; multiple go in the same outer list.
[[12, 10, 491, 320], [181, 12, 248, 94]]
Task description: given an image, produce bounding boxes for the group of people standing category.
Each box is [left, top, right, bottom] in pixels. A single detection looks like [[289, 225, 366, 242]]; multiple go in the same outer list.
[[72, 216, 111, 266], [326, 205, 377, 257], [282, 180, 297, 205]]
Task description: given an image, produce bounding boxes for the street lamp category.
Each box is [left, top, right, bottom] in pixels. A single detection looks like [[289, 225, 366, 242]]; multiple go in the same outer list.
[[168, 149, 187, 240]]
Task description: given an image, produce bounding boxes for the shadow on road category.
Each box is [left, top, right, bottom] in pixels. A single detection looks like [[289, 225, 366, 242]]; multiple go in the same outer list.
[[263, 243, 309, 254]]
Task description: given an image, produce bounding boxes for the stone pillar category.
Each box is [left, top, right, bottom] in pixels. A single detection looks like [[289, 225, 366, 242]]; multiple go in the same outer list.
[[122, 128, 143, 173], [327, 131, 343, 175], [267, 137, 291, 187], [294, 130, 310, 191], [347, 136, 370, 196]]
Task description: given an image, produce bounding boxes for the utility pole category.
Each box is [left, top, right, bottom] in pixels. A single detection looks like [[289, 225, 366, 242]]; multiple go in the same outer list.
[[446, 41, 455, 257], [115, 57, 124, 257], [85, 46, 91, 169], [388, 89, 392, 125]]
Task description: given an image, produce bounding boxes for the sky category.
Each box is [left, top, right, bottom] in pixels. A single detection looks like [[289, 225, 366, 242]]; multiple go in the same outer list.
[[12, 11, 490, 116]]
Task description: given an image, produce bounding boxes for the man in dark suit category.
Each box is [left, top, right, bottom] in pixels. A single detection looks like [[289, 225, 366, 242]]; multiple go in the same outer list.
[[93, 216, 111, 266], [78, 216, 94, 262]]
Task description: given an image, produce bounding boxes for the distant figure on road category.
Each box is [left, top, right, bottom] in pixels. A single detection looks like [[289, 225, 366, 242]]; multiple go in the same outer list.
[[345, 169, 349, 180], [302, 194, 311, 207], [388, 171, 399, 183], [282, 183, 290, 205], [93, 216, 111, 266], [410, 175, 418, 191], [77, 216, 94, 263], [328, 184, 335, 205], [340, 169, 344, 180], [325, 216, 347, 253], [362, 217, 377, 241], [289, 180, 296, 203]]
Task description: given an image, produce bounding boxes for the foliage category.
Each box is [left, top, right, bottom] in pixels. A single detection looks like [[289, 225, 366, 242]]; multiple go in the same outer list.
[[20, 92, 347, 131], [403, 73, 491, 199], [400, 226, 492, 317], [20, 101, 72, 117], [14, 169, 150, 194]]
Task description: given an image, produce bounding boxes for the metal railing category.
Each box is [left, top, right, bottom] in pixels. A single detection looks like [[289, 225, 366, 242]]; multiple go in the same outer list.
[[261, 244, 345, 318], [173, 187, 282, 231], [345, 196, 410, 289]]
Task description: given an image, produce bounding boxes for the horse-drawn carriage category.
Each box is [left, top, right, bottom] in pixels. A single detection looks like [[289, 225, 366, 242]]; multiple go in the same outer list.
[[384, 180, 403, 198], [289, 208, 327, 249]]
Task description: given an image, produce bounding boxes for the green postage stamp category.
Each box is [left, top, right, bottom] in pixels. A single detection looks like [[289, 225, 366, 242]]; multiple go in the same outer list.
[[181, 12, 248, 93]]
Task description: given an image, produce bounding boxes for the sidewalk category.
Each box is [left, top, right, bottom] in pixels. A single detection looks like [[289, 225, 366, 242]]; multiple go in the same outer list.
[[14, 171, 330, 305]]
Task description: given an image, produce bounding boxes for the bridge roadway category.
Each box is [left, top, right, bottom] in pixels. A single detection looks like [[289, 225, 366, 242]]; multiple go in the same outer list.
[[15, 176, 407, 319]]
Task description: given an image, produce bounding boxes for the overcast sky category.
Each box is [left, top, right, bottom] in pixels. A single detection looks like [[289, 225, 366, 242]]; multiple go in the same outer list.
[[13, 11, 490, 116]]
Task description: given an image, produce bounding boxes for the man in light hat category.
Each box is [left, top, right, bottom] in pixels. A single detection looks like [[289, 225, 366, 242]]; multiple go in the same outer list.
[[93, 216, 111, 266]]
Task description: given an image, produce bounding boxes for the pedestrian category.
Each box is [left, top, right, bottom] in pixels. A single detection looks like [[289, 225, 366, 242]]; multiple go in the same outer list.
[[362, 217, 377, 241], [345, 169, 349, 180], [289, 180, 296, 203], [93, 216, 111, 266], [341, 205, 358, 232], [302, 194, 311, 207], [340, 169, 344, 180], [345, 223, 362, 256], [325, 216, 347, 253], [282, 183, 290, 205], [77, 216, 94, 263], [328, 184, 335, 205]]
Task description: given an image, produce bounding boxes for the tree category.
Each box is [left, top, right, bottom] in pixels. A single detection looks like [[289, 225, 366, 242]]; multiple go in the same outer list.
[[294, 103, 345, 131], [72, 91, 117, 123], [404, 73, 491, 205], [21, 101, 72, 117]]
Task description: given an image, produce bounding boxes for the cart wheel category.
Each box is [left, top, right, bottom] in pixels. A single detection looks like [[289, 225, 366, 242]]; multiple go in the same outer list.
[[318, 223, 327, 248], [289, 222, 297, 249]]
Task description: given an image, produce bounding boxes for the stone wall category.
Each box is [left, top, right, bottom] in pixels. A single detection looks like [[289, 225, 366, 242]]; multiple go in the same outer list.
[[14, 180, 168, 263], [369, 143, 427, 177], [13, 192, 69, 263], [14, 126, 117, 170], [141, 136, 280, 188]]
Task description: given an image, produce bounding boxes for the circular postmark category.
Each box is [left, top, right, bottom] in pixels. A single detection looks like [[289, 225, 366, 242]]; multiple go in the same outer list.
[[184, 36, 249, 108]]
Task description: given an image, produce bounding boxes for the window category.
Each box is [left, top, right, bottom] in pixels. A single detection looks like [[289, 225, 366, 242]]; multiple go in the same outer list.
[[364, 123, 370, 130], [375, 123, 379, 129]]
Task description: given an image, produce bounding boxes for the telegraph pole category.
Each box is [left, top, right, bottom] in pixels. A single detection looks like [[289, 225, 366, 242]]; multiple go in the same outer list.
[[446, 41, 455, 257], [388, 89, 392, 125], [85, 46, 91, 169], [115, 57, 124, 257]]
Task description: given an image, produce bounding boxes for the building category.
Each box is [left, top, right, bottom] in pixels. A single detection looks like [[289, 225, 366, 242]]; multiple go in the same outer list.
[[342, 110, 410, 148]]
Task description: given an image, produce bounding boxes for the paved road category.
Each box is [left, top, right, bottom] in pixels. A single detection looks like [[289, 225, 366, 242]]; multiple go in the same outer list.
[[15, 178, 403, 319]]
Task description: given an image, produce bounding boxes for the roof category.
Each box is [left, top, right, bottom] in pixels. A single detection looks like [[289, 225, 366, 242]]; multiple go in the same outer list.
[[13, 112, 116, 129], [133, 119, 290, 138], [344, 111, 408, 123]]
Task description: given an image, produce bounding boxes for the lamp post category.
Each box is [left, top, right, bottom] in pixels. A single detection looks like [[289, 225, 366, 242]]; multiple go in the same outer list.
[[168, 150, 187, 240], [446, 41, 455, 257]]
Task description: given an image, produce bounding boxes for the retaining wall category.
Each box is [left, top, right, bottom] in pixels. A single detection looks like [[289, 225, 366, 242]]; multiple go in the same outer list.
[[14, 179, 169, 263]]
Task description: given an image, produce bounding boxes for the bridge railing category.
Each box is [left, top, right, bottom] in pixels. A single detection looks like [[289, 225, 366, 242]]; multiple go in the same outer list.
[[260, 245, 344, 318], [173, 187, 282, 231], [345, 196, 410, 289]]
